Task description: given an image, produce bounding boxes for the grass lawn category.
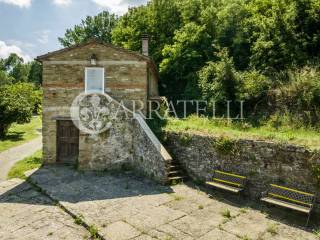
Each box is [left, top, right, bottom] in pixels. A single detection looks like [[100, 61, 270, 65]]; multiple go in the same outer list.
[[163, 115, 320, 150], [7, 150, 42, 179], [0, 116, 42, 153]]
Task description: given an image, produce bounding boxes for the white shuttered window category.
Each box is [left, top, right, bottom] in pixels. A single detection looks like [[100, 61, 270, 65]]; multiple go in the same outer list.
[[85, 67, 104, 93]]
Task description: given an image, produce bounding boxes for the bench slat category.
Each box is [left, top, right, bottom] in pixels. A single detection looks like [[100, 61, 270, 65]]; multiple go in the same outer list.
[[261, 197, 311, 214], [206, 181, 242, 193], [270, 184, 315, 197], [212, 178, 242, 187], [268, 185, 314, 205], [268, 193, 312, 207]]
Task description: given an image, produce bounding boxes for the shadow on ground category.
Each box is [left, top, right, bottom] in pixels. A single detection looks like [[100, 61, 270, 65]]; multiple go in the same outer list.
[[0, 165, 319, 240], [0, 131, 24, 142], [184, 181, 320, 232], [0, 165, 174, 205]]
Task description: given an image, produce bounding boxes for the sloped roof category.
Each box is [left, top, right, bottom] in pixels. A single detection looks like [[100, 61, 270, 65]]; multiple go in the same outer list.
[[36, 38, 159, 82]]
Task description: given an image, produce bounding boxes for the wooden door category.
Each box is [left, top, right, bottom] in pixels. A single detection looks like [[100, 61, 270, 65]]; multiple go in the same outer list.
[[56, 120, 79, 164]]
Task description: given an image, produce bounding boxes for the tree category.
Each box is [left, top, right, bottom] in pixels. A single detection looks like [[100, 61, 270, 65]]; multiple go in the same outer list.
[[58, 11, 118, 47], [3, 53, 30, 83], [244, 0, 320, 72], [160, 22, 213, 97], [0, 83, 37, 137], [0, 70, 14, 86], [112, 0, 182, 64], [28, 61, 42, 86], [198, 49, 239, 109]]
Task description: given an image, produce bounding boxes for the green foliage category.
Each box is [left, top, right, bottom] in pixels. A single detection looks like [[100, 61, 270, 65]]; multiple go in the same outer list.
[[0, 70, 14, 86], [244, 0, 320, 72], [88, 225, 100, 239], [57, 0, 320, 129], [266, 67, 320, 128], [160, 22, 212, 97], [169, 193, 184, 201], [7, 150, 42, 179], [59, 11, 118, 47], [238, 70, 271, 101], [0, 83, 37, 137], [0, 116, 41, 152], [213, 136, 236, 155], [266, 224, 279, 236], [28, 61, 42, 86], [179, 133, 192, 146], [1, 54, 31, 84], [221, 209, 232, 218], [33, 88, 43, 114], [198, 48, 238, 108], [164, 115, 320, 149], [112, 0, 182, 64], [74, 215, 84, 225]]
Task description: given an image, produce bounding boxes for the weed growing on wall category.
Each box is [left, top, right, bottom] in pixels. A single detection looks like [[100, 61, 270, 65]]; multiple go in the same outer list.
[[179, 134, 192, 146], [212, 136, 237, 155]]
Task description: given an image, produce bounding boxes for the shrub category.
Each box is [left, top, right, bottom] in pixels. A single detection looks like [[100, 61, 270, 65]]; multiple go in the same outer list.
[[238, 70, 271, 100], [179, 133, 192, 146], [268, 67, 320, 128], [0, 83, 37, 137], [221, 209, 231, 218], [266, 224, 279, 236], [198, 48, 239, 113], [213, 136, 236, 155]]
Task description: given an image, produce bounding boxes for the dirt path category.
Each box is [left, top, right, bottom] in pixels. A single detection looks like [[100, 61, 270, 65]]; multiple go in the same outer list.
[[0, 137, 42, 181]]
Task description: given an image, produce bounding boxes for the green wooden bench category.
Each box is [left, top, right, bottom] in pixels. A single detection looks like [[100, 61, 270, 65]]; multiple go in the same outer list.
[[206, 170, 247, 194], [261, 184, 316, 226]]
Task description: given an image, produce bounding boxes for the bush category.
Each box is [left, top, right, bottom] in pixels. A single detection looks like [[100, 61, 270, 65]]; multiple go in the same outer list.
[[198, 48, 239, 112], [238, 70, 271, 101], [0, 83, 37, 137], [268, 67, 320, 128], [33, 88, 43, 114]]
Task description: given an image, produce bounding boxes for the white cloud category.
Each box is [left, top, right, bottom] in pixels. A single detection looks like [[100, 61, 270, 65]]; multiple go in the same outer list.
[[36, 30, 51, 44], [92, 0, 147, 15], [0, 40, 31, 62], [7, 39, 35, 49], [0, 0, 32, 8], [53, 0, 72, 6]]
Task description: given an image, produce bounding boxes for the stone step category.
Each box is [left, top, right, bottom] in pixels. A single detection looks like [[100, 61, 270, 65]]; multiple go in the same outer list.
[[170, 160, 181, 166], [169, 165, 180, 170], [168, 170, 182, 176], [168, 176, 187, 181], [168, 176, 187, 185]]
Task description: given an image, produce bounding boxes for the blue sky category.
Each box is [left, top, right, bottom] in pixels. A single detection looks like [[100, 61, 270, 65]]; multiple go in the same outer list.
[[0, 0, 148, 62]]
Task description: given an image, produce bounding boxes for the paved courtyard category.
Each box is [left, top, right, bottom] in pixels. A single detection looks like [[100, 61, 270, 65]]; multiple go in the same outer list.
[[0, 166, 318, 240], [0, 178, 88, 240]]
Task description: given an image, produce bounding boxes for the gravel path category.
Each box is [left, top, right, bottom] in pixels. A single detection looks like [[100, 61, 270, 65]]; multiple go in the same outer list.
[[0, 137, 42, 181]]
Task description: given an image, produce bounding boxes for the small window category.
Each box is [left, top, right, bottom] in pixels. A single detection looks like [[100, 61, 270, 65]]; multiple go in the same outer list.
[[85, 67, 104, 93]]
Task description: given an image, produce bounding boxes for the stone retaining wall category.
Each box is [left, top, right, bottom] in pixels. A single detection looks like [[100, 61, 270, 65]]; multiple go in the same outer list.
[[131, 114, 172, 184], [165, 131, 320, 200]]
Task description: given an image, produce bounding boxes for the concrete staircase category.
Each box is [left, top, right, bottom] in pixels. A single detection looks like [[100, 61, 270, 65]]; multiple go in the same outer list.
[[167, 159, 188, 185]]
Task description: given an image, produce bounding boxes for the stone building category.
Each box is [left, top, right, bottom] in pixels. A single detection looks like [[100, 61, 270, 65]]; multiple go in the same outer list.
[[36, 38, 172, 183]]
